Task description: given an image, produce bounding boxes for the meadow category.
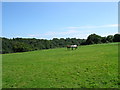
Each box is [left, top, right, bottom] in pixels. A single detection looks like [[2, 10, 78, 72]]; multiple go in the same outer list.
[[2, 43, 119, 88]]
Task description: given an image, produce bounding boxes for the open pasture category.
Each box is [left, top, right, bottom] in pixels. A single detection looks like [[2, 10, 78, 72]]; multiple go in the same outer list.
[[2, 43, 118, 88]]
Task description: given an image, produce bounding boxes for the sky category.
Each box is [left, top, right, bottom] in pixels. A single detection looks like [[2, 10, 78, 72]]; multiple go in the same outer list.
[[2, 2, 118, 39]]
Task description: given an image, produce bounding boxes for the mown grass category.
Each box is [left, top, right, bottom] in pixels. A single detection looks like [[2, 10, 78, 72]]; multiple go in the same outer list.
[[2, 43, 118, 88]]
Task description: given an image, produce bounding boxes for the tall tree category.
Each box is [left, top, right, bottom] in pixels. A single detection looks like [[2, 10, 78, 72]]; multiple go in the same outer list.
[[101, 37, 107, 43], [113, 34, 120, 42], [86, 34, 102, 45], [106, 35, 114, 42]]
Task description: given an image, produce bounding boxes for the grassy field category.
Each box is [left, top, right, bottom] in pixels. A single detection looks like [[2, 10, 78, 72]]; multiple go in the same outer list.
[[2, 43, 118, 88]]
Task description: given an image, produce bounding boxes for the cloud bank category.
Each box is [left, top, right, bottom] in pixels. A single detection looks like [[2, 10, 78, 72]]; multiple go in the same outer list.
[[28, 24, 118, 39], [67, 24, 118, 29]]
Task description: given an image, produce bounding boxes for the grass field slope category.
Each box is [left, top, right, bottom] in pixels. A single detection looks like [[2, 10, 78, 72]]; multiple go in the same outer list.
[[2, 43, 118, 88]]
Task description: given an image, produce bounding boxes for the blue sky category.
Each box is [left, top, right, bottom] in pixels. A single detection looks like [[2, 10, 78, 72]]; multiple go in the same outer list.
[[2, 2, 118, 39]]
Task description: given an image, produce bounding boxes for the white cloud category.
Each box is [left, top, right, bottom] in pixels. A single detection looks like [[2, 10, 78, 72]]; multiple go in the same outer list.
[[27, 30, 84, 39], [27, 24, 118, 39], [67, 24, 118, 30], [28, 34, 38, 37], [27, 29, 88, 39], [43, 30, 79, 36]]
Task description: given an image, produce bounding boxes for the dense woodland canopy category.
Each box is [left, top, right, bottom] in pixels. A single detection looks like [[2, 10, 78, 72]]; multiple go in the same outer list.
[[1, 33, 120, 54]]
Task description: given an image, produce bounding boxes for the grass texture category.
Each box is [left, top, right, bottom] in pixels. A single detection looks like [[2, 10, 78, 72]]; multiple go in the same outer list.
[[2, 43, 118, 88]]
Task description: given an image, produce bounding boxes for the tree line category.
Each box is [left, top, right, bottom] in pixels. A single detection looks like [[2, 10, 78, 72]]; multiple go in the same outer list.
[[1, 33, 120, 54]]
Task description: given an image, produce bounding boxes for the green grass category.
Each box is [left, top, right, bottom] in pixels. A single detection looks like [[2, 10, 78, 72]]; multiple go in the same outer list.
[[2, 43, 118, 88]]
